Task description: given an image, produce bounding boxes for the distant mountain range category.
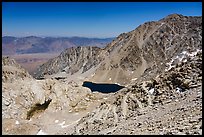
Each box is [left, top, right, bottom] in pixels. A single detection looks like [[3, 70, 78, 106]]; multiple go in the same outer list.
[[2, 36, 114, 55]]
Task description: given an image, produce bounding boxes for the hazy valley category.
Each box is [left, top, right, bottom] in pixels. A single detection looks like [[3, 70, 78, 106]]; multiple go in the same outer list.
[[2, 36, 114, 74]]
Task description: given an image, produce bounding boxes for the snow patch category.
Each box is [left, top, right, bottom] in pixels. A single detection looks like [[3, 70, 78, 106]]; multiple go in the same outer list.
[[131, 78, 137, 81], [188, 50, 199, 57], [165, 49, 201, 72], [55, 120, 59, 123], [178, 56, 184, 62], [37, 129, 48, 135], [176, 87, 182, 93], [183, 59, 187, 62], [91, 73, 95, 77], [109, 78, 111, 80], [165, 64, 174, 72], [58, 119, 81, 128], [58, 121, 71, 128], [148, 88, 155, 94], [58, 121, 65, 126], [181, 51, 187, 55], [15, 120, 19, 125], [181, 49, 201, 57]]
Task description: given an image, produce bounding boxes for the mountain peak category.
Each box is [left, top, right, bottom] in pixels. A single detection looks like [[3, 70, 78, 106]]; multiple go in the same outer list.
[[166, 13, 184, 18], [34, 14, 202, 85], [159, 13, 185, 22]]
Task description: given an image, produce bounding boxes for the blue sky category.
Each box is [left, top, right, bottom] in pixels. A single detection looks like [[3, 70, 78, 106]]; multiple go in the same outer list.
[[2, 2, 202, 38]]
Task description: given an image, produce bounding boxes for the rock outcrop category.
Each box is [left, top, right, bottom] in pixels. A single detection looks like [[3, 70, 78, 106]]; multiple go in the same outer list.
[[72, 47, 202, 135], [2, 56, 33, 82], [34, 46, 103, 79], [2, 57, 108, 135]]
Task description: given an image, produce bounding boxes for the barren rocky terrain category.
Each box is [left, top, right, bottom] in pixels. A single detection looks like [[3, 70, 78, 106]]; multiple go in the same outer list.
[[2, 14, 202, 135], [34, 14, 202, 85]]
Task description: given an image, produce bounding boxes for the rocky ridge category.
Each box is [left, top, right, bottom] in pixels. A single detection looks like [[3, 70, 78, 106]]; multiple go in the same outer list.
[[34, 14, 202, 85], [34, 46, 103, 78], [2, 14, 202, 135], [72, 49, 202, 135]]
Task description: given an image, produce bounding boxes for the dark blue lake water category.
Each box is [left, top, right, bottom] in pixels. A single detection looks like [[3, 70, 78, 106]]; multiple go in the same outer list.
[[82, 81, 125, 93]]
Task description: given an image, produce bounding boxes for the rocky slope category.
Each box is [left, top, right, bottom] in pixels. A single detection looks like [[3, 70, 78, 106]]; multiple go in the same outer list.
[[71, 49, 202, 135], [34, 46, 103, 78], [2, 56, 109, 135], [2, 47, 202, 135], [2, 14, 202, 135], [2, 56, 33, 82], [34, 14, 202, 85]]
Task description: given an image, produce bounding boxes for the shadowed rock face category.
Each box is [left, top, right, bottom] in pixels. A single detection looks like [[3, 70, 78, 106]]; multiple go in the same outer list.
[[26, 99, 52, 120], [34, 46, 103, 78], [34, 14, 202, 85]]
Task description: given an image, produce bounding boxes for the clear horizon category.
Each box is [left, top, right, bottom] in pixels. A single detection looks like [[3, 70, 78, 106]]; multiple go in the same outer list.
[[2, 35, 116, 39], [2, 2, 202, 38]]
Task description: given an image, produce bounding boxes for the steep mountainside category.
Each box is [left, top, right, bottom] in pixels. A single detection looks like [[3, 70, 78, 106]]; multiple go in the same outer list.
[[89, 14, 202, 85], [72, 50, 202, 135], [34, 46, 103, 78], [2, 36, 114, 55], [34, 14, 202, 85]]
